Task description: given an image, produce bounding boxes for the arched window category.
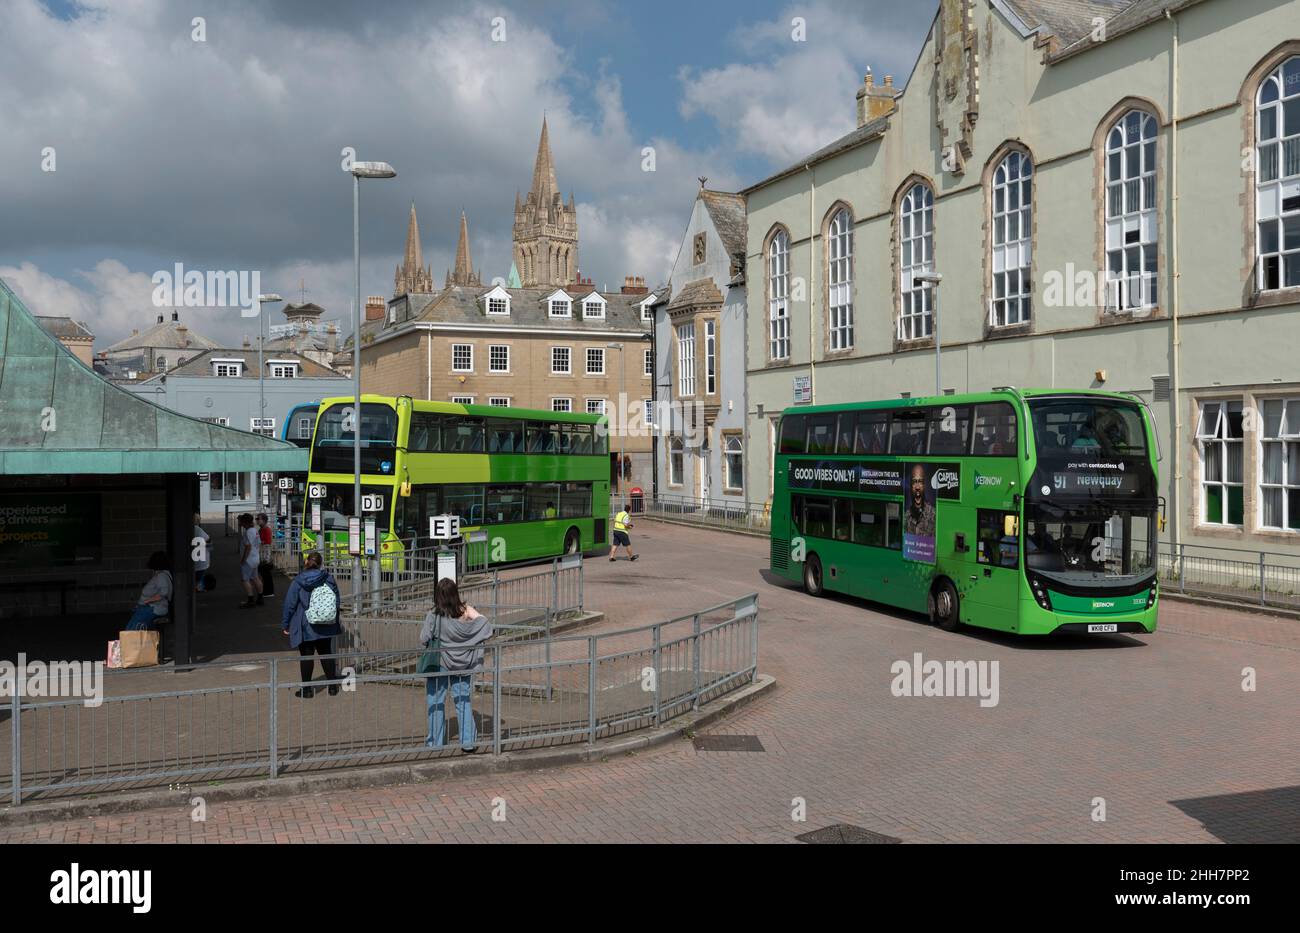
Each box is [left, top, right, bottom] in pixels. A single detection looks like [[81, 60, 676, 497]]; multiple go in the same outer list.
[[898, 183, 934, 340], [156, 356, 167, 372], [669, 436, 684, 486], [1257, 55, 1300, 291], [767, 229, 790, 360], [724, 435, 744, 492], [1104, 109, 1158, 311], [827, 208, 854, 350], [990, 151, 1033, 326]]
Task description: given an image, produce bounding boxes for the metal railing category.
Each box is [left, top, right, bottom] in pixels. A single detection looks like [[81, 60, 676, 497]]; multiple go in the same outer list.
[[1158, 541, 1300, 610], [618, 494, 771, 534], [1, 594, 759, 803]]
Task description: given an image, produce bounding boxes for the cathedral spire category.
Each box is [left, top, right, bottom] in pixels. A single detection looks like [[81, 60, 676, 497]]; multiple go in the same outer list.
[[530, 117, 560, 209], [403, 201, 423, 273], [454, 211, 473, 283], [394, 201, 434, 296]]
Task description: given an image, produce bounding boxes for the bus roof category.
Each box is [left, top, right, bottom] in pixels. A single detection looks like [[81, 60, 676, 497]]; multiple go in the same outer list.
[[316, 394, 606, 427], [779, 387, 1142, 416]]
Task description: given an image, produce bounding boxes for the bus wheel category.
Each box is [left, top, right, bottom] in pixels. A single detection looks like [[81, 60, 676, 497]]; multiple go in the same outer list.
[[803, 555, 824, 597], [564, 528, 581, 555], [930, 580, 961, 631]]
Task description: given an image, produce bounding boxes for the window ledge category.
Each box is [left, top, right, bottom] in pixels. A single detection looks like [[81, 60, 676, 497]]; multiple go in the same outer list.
[[1249, 287, 1300, 310]]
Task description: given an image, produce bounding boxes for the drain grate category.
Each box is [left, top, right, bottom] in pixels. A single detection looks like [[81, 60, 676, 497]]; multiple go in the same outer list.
[[796, 824, 902, 844], [692, 734, 765, 752]]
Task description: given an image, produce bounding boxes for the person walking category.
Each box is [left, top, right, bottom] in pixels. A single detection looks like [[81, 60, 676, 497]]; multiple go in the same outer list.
[[256, 512, 276, 597], [280, 551, 342, 698], [610, 502, 638, 562], [237, 513, 263, 608], [420, 578, 492, 751], [126, 551, 173, 630]]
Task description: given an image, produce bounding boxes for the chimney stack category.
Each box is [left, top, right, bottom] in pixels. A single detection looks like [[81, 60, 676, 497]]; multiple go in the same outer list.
[[156, 314, 164, 324], [365, 296, 386, 321], [856, 72, 898, 127], [171, 310, 179, 322], [620, 275, 648, 295]]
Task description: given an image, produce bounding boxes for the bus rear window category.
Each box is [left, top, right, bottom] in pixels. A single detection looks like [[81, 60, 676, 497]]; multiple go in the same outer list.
[[779, 415, 806, 454]]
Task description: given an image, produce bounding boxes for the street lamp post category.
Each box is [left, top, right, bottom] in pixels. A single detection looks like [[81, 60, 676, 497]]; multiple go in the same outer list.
[[257, 294, 282, 437], [348, 160, 396, 596], [607, 342, 625, 499], [914, 272, 943, 396]]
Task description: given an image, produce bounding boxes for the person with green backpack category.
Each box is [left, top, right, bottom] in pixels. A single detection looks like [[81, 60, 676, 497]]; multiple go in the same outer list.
[[281, 551, 342, 698], [419, 578, 492, 751]]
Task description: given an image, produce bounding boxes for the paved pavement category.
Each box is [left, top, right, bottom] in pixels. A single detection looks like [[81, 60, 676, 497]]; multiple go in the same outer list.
[[5, 521, 1298, 843]]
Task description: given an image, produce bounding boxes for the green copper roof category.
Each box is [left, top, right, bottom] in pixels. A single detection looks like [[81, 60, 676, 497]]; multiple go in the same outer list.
[[0, 279, 308, 475], [507, 262, 522, 289]]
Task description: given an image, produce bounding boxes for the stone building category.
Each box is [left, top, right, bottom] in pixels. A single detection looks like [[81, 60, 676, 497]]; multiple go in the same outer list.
[[98, 309, 219, 378], [654, 186, 748, 504], [741, 0, 1300, 554], [360, 280, 657, 492], [35, 315, 94, 366]]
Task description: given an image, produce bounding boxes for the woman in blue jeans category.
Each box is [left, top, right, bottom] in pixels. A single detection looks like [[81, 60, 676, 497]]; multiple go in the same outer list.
[[126, 551, 172, 630], [420, 578, 492, 751]]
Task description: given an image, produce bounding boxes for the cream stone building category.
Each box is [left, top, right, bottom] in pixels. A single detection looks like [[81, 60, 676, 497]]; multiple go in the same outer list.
[[742, 0, 1300, 554]]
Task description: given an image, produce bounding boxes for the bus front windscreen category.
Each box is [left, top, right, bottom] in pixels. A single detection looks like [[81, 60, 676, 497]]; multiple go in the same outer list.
[[1026, 396, 1157, 587], [310, 402, 398, 475]]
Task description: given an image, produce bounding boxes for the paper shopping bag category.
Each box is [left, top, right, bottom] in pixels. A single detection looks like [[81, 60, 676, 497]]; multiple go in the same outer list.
[[119, 630, 160, 668], [106, 639, 122, 669]]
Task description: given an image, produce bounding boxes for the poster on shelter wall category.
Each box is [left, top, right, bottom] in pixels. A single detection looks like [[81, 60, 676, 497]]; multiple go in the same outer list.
[[0, 493, 102, 567]]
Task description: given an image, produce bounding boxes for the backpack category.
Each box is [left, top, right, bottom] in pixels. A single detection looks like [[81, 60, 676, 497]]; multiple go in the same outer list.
[[305, 581, 338, 624]]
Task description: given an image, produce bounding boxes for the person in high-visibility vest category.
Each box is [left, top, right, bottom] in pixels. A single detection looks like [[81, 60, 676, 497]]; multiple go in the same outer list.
[[611, 503, 638, 562]]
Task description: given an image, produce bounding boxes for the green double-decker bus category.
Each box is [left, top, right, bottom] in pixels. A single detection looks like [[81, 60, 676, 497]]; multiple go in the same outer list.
[[770, 388, 1162, 636], [302, 395, 610, 565]]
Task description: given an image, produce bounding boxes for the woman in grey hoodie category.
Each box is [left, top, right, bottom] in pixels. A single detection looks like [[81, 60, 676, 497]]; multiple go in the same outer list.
[[420, 577, 493, 750]]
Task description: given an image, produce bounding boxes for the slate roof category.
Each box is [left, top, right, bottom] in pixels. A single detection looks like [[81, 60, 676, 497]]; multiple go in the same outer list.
[[742, 115, 892, 194], [103, 314, 219, 353], [0, 279, 306, 475], [666, 278, 725, 313], [1034, 0, 1209, 61], [143, 349, 341, 380], [35, 316, 94, 341], [364, 284, 656, 346], [699, 190, 747, 260]]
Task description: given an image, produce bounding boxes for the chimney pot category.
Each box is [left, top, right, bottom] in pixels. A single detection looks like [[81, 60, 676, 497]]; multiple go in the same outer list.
[[865, 73, 874, 87], [884, 75, 893, 87]]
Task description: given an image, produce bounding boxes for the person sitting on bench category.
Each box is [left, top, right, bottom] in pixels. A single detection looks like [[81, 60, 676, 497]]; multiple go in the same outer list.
[[126, 551, 173, 631]]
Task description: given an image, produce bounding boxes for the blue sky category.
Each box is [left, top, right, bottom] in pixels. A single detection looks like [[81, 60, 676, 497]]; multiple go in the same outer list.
[[1, 0, 937, 346]]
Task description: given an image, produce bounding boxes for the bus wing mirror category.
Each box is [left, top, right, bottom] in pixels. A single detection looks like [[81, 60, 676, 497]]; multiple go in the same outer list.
[[1158, 496, 1167, 532], [1004, 515, 1019, 537]]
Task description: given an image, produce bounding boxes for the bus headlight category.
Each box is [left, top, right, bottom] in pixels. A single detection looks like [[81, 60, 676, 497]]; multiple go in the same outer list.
[[1029, 575, 1053, 611]]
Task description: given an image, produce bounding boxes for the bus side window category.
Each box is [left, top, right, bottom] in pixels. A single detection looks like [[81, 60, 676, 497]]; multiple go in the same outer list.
[[884, 501, 902, 549], [853, 413, 888, 455], [836, 417, 854, 454], [804, 497, 832, 538], [972, 403, 1018, 456], [852, 498, 885, 547], [889, 412, 927, 454], [791, 495, 804, 534], [833, 498, 851, 541], [927, 405, 971, 455]]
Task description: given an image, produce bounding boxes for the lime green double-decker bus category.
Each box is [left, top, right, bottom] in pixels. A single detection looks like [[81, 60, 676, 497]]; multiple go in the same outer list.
[[770, 388, 1162, 635], [302, 395, 610, 564]]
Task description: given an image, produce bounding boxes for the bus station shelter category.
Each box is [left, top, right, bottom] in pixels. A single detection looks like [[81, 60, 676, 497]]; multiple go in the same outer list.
[[0, 280, 306, 664]]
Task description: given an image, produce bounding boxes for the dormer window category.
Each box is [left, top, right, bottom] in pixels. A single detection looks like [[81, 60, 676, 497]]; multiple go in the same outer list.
[[640, 296, 655, 322], [212, 359, 244, 377], [268, 360, 299, 378], [481, 285, 512, 316], [582, 295, 606, 319], [546, 290, 572, 318]]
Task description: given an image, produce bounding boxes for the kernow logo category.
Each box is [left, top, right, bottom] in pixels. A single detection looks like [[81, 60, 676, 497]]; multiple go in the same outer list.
[[974, 471, 1003, 487], [49, 863, 151, 913]]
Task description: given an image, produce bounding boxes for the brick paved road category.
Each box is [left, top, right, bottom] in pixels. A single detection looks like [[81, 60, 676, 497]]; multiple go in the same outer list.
[[5, 521, 1298, 843]]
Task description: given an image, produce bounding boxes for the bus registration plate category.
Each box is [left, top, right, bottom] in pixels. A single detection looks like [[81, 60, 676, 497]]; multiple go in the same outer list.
[[1088, 623, 1118, 633]]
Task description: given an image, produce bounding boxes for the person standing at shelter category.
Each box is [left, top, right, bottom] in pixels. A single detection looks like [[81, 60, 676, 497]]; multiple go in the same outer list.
[[420, 578, 492, 751], [610, 503, 638, 562], [281, 551, 342, 697], [238, 513, 263, 608], [193, 514, 211, 591]]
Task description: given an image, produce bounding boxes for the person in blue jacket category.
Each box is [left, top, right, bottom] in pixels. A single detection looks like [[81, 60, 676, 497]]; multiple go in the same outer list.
[[281, 551, 342, 698]]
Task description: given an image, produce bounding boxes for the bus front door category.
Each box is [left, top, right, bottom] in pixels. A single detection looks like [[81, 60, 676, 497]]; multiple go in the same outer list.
[[962, 510, 1021, 632]]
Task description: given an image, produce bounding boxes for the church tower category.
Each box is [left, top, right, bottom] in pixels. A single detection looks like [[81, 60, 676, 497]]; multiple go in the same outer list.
[[512, 117, 579, 287], [445, 210, 482, 287], [394, 202, 435, 296]]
